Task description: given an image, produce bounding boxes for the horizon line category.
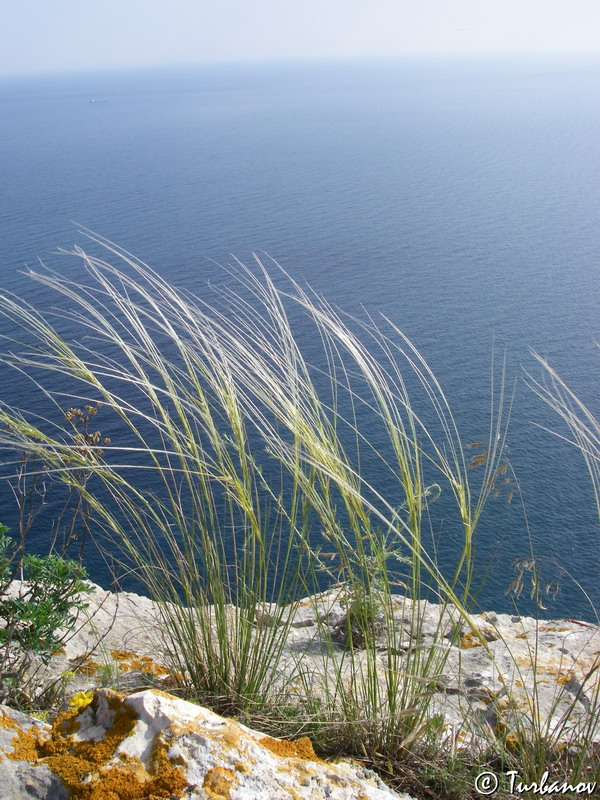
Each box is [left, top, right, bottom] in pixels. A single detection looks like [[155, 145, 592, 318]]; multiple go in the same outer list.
[[2, 50, 600, 81]]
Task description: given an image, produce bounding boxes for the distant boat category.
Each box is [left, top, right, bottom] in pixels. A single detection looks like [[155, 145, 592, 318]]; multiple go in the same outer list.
[[89, 99, 108, 104]]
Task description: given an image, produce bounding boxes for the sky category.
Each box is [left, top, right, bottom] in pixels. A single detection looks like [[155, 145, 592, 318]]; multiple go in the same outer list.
[[1, 0, 600, 77]]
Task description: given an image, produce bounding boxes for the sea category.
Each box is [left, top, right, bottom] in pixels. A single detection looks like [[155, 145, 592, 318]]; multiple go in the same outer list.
[[0, 56, 598, 620]]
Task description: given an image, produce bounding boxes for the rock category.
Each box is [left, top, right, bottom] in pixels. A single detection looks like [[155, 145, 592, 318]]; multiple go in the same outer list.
[[6, 579, 600, 753], [0, 689, 414, 800], [63, 581, 170, 661], [7, 580, 183, 703], [0, 707, 69, 799]]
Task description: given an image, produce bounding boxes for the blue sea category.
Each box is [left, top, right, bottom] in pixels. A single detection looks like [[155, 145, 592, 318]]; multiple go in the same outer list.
[[0, 56, 599, 619]]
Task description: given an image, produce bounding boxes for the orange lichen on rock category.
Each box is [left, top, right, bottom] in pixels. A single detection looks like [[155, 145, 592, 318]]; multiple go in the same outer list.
[[146, 728, 188, 798], [557, 671, 576, 686], [60, 694, 136, 765], [260, 734, 320, 761], [218, 721, 243, 750], [203, 766, 237, 799], [0, 709, 20, 732], [73, 658, 99, 677], [58, 757, 187, 800], [55, 707, 83, 736], [5, 724, 44, 762], [1, 690, 188, 800], [460, 632, 483, 650], [109, 649, 181, 685]]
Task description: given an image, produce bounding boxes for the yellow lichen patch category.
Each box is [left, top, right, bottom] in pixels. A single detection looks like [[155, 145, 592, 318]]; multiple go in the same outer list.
[[460, 632, 482, 650], [167, 718, 204, 740], [0, 709, 21, 732], [141, 747, 188, 800], [2, 690, 188, 800], [109, 650, 181, 686], [516, 632, 529, 639], [557, 671, 575, 686], [73, 658, 99, 677], [514, 657, 587, 685], [65, 694, 137, 766], [66, 757, 186, 800], [203, 766, 237, 799], [55, 707, 83, 736], [28, 694, 139, 795], [514, 654, 566, 673], [43, 752, 93, 794], [74, 762, 148, 800], [5, 724, 45, 762], [0, 708, 54, 761], [218, 721, 243, 750], [260, 735, 320, 761], [209, 723, 257, 771], [277, 759, 318, 783], [147, 729, 188, 797], [43, 748, 187, 800], [142, 688, 180, 701], [118, 750, 152, 774], [539, 626, 570, 632]]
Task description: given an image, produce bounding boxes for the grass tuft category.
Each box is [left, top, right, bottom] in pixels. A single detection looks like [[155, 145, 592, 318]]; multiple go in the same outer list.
[[0, 238, 597, 795]]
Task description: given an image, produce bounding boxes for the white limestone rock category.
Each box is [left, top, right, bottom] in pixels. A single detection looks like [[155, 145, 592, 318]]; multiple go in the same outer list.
[[6, 579, 600, 751], [62, 581, 169, 660], [0, 689, 414, 800]]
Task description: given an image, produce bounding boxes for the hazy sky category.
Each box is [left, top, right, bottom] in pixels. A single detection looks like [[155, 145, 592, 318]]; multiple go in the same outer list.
[[1, 0, 599, 76]]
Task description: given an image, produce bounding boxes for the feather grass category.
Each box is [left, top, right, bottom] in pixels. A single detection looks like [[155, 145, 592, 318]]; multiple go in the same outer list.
[[0, 238, 597, 791]]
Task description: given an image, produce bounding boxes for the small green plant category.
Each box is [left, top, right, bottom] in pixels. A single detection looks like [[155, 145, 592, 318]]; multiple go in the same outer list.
[[0, 526, 92, 706], [98, 660, 120, 689], [335, 584, 384, 650], [28, 709, 50, 723]]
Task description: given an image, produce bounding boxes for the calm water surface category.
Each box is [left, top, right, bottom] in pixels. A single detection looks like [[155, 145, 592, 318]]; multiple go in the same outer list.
[[0, 57, 598, 618]]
